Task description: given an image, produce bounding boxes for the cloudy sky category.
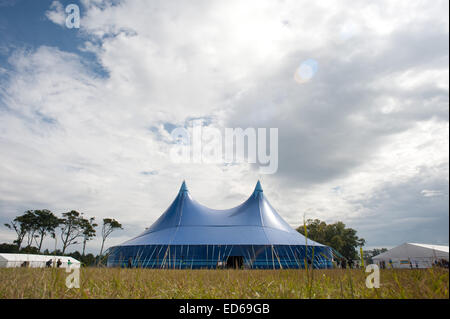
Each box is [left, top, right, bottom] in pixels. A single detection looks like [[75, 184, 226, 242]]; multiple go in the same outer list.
[[0, 0, 448, 254]]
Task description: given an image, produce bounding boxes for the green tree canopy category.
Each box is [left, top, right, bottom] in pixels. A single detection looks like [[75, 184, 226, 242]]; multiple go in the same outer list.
[[0, 243, 19, 253], [81, 217, 97, 256], [99, 218, 123, 257], [59, 210, 88, 254], [297, 219, 365, 260], [32, 209, 60, 252], [4, 215, 29, 249], [363, 248, 388, 264], [4, 210, 39, 249]]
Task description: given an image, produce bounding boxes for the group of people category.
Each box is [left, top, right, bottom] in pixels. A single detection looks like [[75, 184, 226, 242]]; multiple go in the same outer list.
[[45, 259, 63, 268], [335, 259, 357, 269], [433, 259, 449, 268], [17, 258, 73, 268]]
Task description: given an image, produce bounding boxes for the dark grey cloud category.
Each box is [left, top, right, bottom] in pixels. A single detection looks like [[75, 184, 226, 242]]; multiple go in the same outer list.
[[226, 19, 449, 187], [221, 7, 449, 247], [349, 168, 449, 247]]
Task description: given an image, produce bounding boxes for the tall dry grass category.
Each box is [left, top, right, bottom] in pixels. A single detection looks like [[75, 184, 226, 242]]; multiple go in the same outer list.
[[0, 267, 447, 299]]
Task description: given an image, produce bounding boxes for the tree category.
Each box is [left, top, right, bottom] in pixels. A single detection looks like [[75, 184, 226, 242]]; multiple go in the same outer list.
[[371, 248, 388, 256], [4, 216, 29, 249], [99, 218, 123, 256], [297, 219, 365, 260], [81, 217, 97, 256], [4, 211, 39, 249], [80, 253, 96, 267], [0, 243, 19, 253], [32, 210, 60, 252], [363, 248, 388, 264], [21, 210, 39, 248], [59, 210, 87, 254], [20, 245, 40, 254]]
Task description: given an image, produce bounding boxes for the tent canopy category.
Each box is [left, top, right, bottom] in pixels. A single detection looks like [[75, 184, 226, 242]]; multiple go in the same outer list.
[[120, 181, 323, 247], [107, 181, 333, 269]]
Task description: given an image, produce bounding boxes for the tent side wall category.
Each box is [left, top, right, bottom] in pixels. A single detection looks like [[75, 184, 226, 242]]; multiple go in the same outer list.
[[373, 256, 438, 269], [0, 254, 81, 268], [107, 244, 333, 269], [0, 255, 7, 268], [372, 244, 449, 269]]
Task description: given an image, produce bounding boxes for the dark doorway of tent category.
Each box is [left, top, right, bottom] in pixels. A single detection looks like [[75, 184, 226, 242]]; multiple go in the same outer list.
[[226, 256, 244, 269]]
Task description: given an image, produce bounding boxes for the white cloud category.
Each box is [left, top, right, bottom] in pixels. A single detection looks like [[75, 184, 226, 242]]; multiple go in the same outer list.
[[45, 0, 66, 27], [421, 190, 444, 198]]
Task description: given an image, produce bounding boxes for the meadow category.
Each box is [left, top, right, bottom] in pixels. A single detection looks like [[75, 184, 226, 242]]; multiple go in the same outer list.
[[0, 267, 448, 299]]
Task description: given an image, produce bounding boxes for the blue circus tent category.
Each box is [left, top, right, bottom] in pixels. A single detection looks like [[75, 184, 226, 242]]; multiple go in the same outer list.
[[107, 181, 333, 269]]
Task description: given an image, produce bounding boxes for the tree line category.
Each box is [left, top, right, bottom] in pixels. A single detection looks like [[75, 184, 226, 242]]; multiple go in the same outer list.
[[3, 209, 123, 264], [363, 248, 388, 264], [296, 219, 390, 266], [296, 219, 366, 261]]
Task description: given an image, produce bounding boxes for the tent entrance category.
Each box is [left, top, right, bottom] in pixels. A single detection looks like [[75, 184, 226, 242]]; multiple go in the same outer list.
[[226, 256, 244, 269]]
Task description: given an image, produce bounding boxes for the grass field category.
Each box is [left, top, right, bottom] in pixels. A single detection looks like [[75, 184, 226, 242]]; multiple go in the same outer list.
[[0, 267, 448, 299]]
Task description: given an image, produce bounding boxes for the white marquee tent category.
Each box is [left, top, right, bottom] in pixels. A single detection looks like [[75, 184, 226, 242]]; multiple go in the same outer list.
[[0, 253, 80, 268], [372, 243, 449, 269]]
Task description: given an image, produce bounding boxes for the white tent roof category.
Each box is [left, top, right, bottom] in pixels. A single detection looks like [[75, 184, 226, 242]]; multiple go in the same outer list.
[[0, 253, 80, 268], [372, 243, 449, 261], [408, 243, 449, 253]]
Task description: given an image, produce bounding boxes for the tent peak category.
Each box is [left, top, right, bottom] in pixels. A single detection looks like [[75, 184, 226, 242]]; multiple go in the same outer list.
[[253, 180, 263, 197], [179, 180, 189, 193]]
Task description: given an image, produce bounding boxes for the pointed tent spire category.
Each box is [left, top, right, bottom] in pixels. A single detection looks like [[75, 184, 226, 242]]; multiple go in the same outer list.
[[179, 180, 189, 193], [253, 180, 263, 198]]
